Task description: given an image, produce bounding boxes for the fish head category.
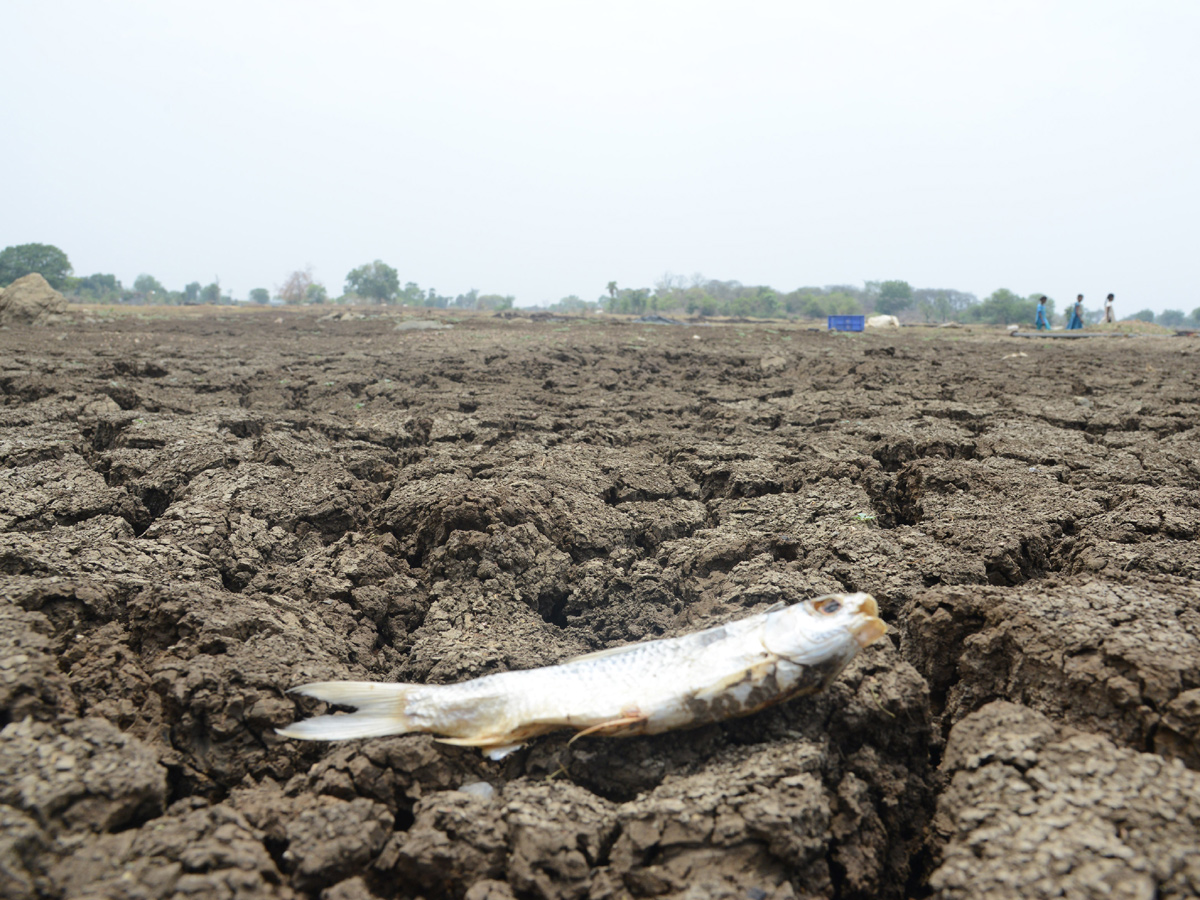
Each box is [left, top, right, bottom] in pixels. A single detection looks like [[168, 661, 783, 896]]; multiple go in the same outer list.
[[762, 592, 888, 669]]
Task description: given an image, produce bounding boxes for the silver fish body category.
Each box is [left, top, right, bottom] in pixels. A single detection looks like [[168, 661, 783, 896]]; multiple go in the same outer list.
[[278, 592, 886, 759]]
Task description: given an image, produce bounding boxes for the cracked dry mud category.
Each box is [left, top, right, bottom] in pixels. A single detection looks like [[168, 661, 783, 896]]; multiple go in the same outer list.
[[1, 307, 1198, 900]]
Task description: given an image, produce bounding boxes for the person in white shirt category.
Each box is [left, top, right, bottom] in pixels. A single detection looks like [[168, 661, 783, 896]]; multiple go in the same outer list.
[[1104, 293, 1115, 323]]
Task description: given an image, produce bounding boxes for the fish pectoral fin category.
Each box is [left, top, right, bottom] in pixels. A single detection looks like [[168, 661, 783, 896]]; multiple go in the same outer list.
[[693, 672, 746, 701], [434, 735, 527, 759], [434, 736, 492, 747], [692, 661, 775, 701], [568, 714, 647, 743]]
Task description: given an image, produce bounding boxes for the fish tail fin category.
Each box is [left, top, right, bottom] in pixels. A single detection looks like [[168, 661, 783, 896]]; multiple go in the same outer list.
[[276, 681, 423, 741]]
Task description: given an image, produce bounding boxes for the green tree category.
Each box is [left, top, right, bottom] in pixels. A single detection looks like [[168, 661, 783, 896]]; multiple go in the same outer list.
[[80, 273, 120, 292], [1158, 309, 1185, 328], [345, 260, 399, 303], [305, 283, 328, 305], [914, 290, 952, 323], [875, 280, 913, 316], [606, 281, 618, 300], [183, 282, 202, 303], [399, 281, 431, 306], [133, 274, 166, 297], [780, 286, 864, 319], [448, 292, 475, 314], [746, 286, 780, 318], [424, 287, 453, 307], [966, 288, 1034, 325], [607, 287, 650, 315], [199, 282, 221, 304], [0, 243, 73, 289], [73, 273, 122, 302], [249, 288, 270, 305], [1131, 309, 1156, 323]]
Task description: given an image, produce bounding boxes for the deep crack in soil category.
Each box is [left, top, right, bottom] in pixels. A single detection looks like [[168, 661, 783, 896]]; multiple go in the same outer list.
[[1, 307, 1198, 899]]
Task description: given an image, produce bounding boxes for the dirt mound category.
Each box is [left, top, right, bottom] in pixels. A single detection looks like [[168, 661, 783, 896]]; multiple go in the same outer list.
[[926, 701, 1200, 899], [0, 273, 67, 326], [1, 308, 1198, 897], [906, 576, 1200, 766]]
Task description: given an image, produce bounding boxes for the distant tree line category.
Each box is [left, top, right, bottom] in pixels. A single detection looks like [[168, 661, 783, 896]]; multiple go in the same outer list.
[[0, 245, 516, 310], [0, 244, 240, 305], [591, 274, 1200, 328], [340, 259, 514, 310], [601, 276, 885, 320], [3, 243, 1197, 327], [597, 276, 992, 322]]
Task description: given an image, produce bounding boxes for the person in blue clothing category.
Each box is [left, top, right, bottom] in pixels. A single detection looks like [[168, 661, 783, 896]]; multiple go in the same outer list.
[[1035, 296, 1050, 330], [1067, 294, 1084, 330]]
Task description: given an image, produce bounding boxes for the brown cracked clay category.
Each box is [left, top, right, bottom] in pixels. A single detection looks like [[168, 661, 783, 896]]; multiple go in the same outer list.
[[1, 306, 1199, 898]]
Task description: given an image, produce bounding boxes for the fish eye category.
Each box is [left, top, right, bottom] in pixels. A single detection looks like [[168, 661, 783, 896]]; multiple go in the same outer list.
[[815, 598, 842, 615]]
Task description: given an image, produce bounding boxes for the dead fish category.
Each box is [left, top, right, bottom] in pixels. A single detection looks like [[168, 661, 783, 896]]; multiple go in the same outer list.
[[278, 592, 887, 760]]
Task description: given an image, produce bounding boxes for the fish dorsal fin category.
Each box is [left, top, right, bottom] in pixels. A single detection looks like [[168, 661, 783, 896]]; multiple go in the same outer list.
[[762, 601, 787, 613]]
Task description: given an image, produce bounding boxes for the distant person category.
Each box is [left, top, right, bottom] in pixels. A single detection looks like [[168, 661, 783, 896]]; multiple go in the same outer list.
[[1068, 294, 1084, 330], [1035, 296, 1050, 330], [1104, 292, 1115, 323]]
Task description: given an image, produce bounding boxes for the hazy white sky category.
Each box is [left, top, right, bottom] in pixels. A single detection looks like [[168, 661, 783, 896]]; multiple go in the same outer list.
[[5, 1, 1198, 312]]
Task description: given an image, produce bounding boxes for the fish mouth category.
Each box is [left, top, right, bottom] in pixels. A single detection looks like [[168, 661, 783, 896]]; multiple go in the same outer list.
[[850, 594, 888, 648], [853, 617, 889, 648]]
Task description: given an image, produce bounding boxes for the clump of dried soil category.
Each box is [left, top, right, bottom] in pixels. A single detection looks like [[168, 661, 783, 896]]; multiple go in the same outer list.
[[2, 307, 1198, 898]]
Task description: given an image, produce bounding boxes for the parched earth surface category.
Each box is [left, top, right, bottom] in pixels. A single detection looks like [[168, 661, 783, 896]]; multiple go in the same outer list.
[[2, 306, 1198, 900]]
